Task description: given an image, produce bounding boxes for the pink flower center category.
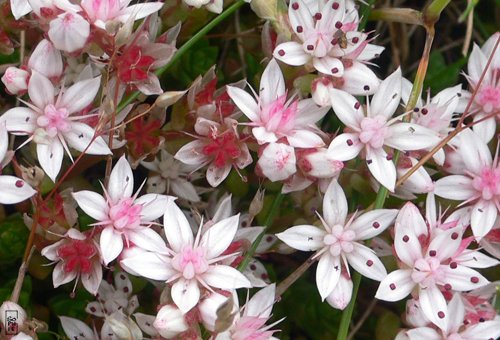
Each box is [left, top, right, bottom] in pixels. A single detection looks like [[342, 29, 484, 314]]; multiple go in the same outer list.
[[57, 239, 96, 273], [359, 115, 390, 149], [37, 104, 71, 138], [232, 316, 273, 340], [411, 257, 443, 287], [323, 224, 356, 256], [471, 167, 500, 201], [202, 132, 242, 168], [171, 246, 208, 280], [475, 85, 500, 113], [108, 198, 142, 230], [261, 94, 298, 134]]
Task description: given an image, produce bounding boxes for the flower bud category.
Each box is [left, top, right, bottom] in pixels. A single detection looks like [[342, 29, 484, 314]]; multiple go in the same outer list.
[[312, 77, 333, 107], [0, 301, 27, 336], [155, 90, 187, 109], [250, 0, 278, 20], [299, 149, 344, 178], [153, 305, 189, 339], [1, 67, 29, 95], [325, 275, 353, 310], [249, 189, 265, 218], [20, 165, 45, 188]]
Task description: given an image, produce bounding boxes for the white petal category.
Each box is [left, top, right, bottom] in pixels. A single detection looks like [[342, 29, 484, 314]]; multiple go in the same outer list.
[[206, 163, 231, 187], [446, 293, 465, 334], [259, 59, 285, 106], [316, 254, 341, 301], [118, 2, 164, 22], [252, 126, 278, 144], [174, 140, 209, 166], [170, 179, 200, 202], [276, 225, 326, 251], [471, 200, 497, 239], [72, 191, 107, 221], [120, 251, 173, 281], [226, 86, 260, 122], [434, 175, 475, 200], [325, 275, 353, 310], [454, 250, 499, 268], [295, 99, 329, 126], [288, 0, 313, 35], [128, 228, 168, 254], [60, 77, 101, 113], [323, 180, 348, 227], [10, 0, 32, 19], [202, 265, 251, 289], [135, 194, 172, 221], [375, 269, 414, 301], [100, 227, 124, 265], [245, 284, 276, 318], [48, 12, 90, 53], [53, 261, 77, 288], [461, 319, 500, 340], [348, 209, 398, 240], [60, 316, 95, 339], [366, 147, 396, 192], [286, 129, 325, 148], [28, 39, 62, 78], [472, 114, 496, 143], [0, 176, 36, 204], [108, 155, 134, 202], [406, 327, 441, 340], [37, 140, 64, 182], [327, 133, 363, 161], [200, 214, 239, 259], [385, 123, 440, 151], [273, 41, 310, 66], [340, 62, 381, 96], [64, 122, 111, 155], [257, 142, 297, 182], [418, 284, 448, 331], [394, 203, 425, 267], [328, 88, 363, 129], [370, 67, 401, 119], [81, 261, 102, 295], [171, 278, 200, 314], [163, 200, 193, 252], [346, 243, 387, 281], [313, 56, 344, 76], [28, 71, 54, 109], [1, 107, 37, 135], [442, 264, 489, 291], [426, 227, 462, 261]]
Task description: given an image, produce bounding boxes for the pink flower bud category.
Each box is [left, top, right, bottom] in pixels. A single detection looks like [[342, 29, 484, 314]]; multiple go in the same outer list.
[[28, 39, 63, 79], [312, 77, 333, 107], [153, 305, 189, 339], [1, 67, 29, 95]]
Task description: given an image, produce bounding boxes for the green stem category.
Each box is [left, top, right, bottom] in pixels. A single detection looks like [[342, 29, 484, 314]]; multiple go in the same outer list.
[[238, 192, 284, 272], [116, 0, 246, 112], [359, 0, 376, 30], [423, 0, 450, 24]]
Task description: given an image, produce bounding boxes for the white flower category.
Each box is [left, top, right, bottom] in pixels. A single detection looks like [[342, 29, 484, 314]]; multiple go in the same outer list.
[[1, 72, 111, 181], [121, 200, 251, 313], [72, 156, 171, 265], [277, 180, 397, 301]]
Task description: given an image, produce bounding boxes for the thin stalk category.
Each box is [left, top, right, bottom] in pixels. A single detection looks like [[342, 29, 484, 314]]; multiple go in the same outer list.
[[116, 0, 246, 113], [238, 192, 284, 272]]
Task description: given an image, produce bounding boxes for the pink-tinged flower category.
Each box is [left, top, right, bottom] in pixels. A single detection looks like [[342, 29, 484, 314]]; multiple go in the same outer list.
[[273, 0, 370, 77], [72, 156, 171, 265], [121, 200, 252, 313], [460, 32, 500, 143], [277, 180, 398, 301], [282, 147, 344, 193], [0, 123, 36, 204], [227, 59, 328, 148], [434, 128, 500, 239], [151, 305, 189, 339], [257, 142, 297, 182], [27, 39, 63, 79], [325, 272, 353, 310], [175, 117, 252, 187], [1, 72, 111, 181], [48, 11, 90, 53], [142, 149, 200, 202], [1, 67, 29, 95], [327, 68, 440, 191], [214, 284, 282, 340], [375, 202, 490, 330], [402, 293, 500, 340], [41, 228, 102, 295], [81, 0, 164, 30]]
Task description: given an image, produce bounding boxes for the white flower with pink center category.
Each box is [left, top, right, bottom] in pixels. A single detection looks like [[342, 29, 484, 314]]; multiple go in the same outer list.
[[434, 128, 500, 239], [41, 228, 102, 295], [460, 32, 500, 143], [0, 122, 36, 205], [375, 202, 491, 330], [227, 59, 328, 148], [273, 0, 370, 77], [327, 68, 441, 191], [72, 156, 172, 265], [120, 200, 252, 313], [277, 180, 398, 302], [0, 71, 111, 182]]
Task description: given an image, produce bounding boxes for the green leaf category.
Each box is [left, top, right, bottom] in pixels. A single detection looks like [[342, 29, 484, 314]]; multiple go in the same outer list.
[[0, 214, 29, 265], [423, 51, 467, 93]]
